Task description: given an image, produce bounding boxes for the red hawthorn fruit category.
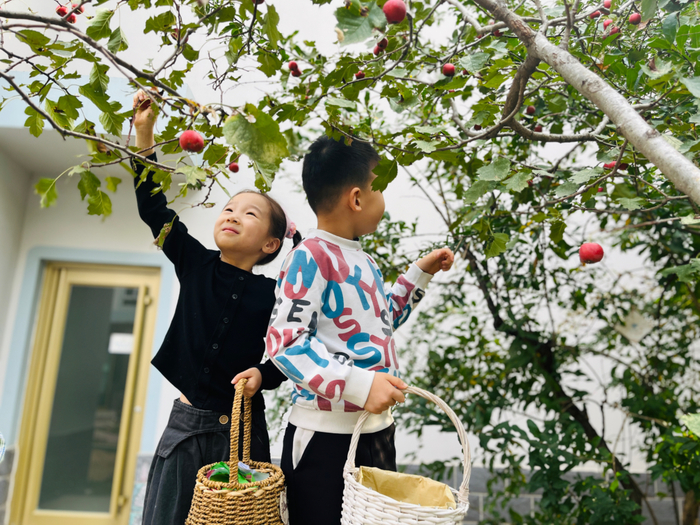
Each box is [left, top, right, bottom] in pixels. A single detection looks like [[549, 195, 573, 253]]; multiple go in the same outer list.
[[383, 0, 407, 24], [288, 61, 299, 71], [610, 25, 620, 34], [579, 242, 604, 264], [462, 69, 468, 75], [374, 45, 382, 56], [603, 161, 616, 169], [534, 125, 543, 132], [56, 5, 68, 16], [526, 105, 536, 115], [291, 70, 302, 77], [603, 0, 612, 7], [71, 3, 84, 13], [629, 12, 641, 25], [597, 187, 604, 192], [228, 162, 239, 173], [474, 124, 482, 130], [442, 63, 455, 76], [378, 38, 388, 50], [448, 89, 455, 93], [355, 71, 365, 79], [589, 10, 601, 18], [603, 19, 612, 29], [179, 130, 204, 153], [527, 180, 533, 186], [66, 13, 77, 22], [619, 163, 629, 170], [493, 29, 502, 36]]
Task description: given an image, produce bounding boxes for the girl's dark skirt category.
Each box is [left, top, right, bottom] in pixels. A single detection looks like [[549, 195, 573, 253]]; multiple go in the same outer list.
[[142, 398, 272, 525]]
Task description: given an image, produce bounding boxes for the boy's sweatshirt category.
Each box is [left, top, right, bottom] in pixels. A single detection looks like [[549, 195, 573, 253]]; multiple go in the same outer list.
[[266, 229, 432, 434]]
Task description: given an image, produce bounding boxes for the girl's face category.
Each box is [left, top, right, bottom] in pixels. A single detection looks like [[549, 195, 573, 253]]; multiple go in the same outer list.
[[213, 193, 280, 261]]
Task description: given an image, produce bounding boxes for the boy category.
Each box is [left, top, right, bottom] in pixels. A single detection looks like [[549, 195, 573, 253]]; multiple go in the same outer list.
[[266, 135, 454, 524]]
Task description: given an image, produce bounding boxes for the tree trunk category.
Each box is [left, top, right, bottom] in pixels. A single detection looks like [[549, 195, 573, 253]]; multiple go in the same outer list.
[[683, 489, 700, 525]]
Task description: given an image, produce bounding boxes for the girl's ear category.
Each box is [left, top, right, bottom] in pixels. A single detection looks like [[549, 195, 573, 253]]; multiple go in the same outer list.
[[262, 236, 281, 255]]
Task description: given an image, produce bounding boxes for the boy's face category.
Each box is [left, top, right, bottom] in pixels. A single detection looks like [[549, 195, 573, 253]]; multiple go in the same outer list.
[[213, 193, 275, 257], [354, 166, 385, 236]]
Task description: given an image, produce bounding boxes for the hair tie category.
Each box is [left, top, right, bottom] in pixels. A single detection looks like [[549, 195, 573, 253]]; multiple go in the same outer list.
[[284, 211, 297, 239]]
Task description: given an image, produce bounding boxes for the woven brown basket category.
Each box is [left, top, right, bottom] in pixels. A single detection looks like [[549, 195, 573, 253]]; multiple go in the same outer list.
[[185, 379, 286, 525]]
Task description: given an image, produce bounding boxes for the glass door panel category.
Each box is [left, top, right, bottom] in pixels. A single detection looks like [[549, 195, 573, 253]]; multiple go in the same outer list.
[[38, 286, 137, 513]]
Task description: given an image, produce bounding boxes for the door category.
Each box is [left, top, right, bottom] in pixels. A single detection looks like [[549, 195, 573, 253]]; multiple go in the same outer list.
[[11, 263, 160, 525]]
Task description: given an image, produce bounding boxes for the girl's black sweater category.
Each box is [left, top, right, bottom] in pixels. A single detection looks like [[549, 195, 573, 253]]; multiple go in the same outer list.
[[132, 153, 286, 414]]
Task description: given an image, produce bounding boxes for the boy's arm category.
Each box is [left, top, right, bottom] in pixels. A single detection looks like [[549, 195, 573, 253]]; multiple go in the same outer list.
[[265, 247, 376, 409], [383, 247, 454, 330]]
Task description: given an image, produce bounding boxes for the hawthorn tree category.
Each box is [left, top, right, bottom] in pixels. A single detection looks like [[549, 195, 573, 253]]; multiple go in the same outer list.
[[2, 0, 700, 522]]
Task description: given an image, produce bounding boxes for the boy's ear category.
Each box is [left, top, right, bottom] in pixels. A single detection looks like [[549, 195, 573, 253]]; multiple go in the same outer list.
[[262, 237, 281, 255], [348, 186, 362, 212]]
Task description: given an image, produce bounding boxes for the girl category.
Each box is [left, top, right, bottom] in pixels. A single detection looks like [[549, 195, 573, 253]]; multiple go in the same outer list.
[[130, 90, 300, 525]]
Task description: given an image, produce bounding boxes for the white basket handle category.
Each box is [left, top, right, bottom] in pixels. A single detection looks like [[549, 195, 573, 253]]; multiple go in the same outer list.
[[343, 385, 472, 505]]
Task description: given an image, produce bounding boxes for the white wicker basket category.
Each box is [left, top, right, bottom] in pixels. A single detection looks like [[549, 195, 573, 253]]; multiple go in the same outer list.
[[341, 386, 471, 525]]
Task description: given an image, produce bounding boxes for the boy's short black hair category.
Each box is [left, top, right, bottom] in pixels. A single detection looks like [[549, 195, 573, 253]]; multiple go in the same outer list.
[[301, 135, 381, 214]]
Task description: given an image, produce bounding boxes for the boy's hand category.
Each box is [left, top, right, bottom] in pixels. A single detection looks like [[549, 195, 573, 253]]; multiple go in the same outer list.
[[416, 247, 455, 275], [232, 367, 263, 398], [364, 373, 407, 414]]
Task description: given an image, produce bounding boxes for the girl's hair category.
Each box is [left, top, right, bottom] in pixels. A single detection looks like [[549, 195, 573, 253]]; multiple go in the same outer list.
[[234, 190, 302, 266]]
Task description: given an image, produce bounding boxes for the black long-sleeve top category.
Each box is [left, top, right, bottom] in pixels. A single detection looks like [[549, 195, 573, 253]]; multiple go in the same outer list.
[[132, 153, 286, 414]]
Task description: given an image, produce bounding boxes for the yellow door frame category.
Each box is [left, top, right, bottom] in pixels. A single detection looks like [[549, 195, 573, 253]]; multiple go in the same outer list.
[[10, 262, 160, 525]]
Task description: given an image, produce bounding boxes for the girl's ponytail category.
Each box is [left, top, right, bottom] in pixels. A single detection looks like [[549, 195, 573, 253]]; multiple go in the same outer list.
[[292, 230, 302, 247]]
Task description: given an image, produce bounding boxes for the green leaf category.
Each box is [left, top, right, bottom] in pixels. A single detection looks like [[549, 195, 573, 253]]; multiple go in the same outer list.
[[176, 165, 208, 186], [89, 63, 110, 92], [144, 11, 176, 34], [570, 167, 602, 184], [257, 52, 283, 77], [662, 13, 678, 43], [477, 158, 510, 181], [483, 73, 507, 89], [35, 178, 58, 207], [616, 197, 645, 210], [203, 143, 229, 166], [222, 104, 289, 190], [17, 30, 50, 53], [485, 233, 509, 259], [372, 157, 398, 192], [553, 181, 580, 198], [335, 0, 386, 46], [86, 9, 114, 41], [77, 170, 101, 199], [681, 414, 700, 436], [641, 0, 657, 22], [463, 180, 494, 204], [105, 177, 121, 192], [414, 140, 438, 153], [107, 27, 129, 53], [681, 76, 700, 98], [660, 258, 700, 283], [502, 172, 531, 192], [326, 97, 357, 110], [87, 190, 113, 216], [262, 4, 281, 49], [99, 110, 126, 136], [458, 52, 490, 73], [24, 107, 44, 137], [550, 220, 567, 243], [680, 214, 700, 225], [79, 83, 113, 112]]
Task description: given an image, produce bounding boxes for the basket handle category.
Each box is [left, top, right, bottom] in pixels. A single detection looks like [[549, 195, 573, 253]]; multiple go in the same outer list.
[[343, 385, 472, 505], [228, 378, 253, 483]]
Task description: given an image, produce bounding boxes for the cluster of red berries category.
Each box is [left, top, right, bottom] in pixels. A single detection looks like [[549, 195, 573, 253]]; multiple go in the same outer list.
[[55, 2, 83, 23], [288, 61, 302, 78], [373, 37, 388, 56]]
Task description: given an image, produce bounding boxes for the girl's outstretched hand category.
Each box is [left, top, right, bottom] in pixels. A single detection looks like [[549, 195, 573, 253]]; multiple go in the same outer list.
[[132, 89, 157, 132], [416, 247, 455, 275], [232, 367, 263, 398]]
